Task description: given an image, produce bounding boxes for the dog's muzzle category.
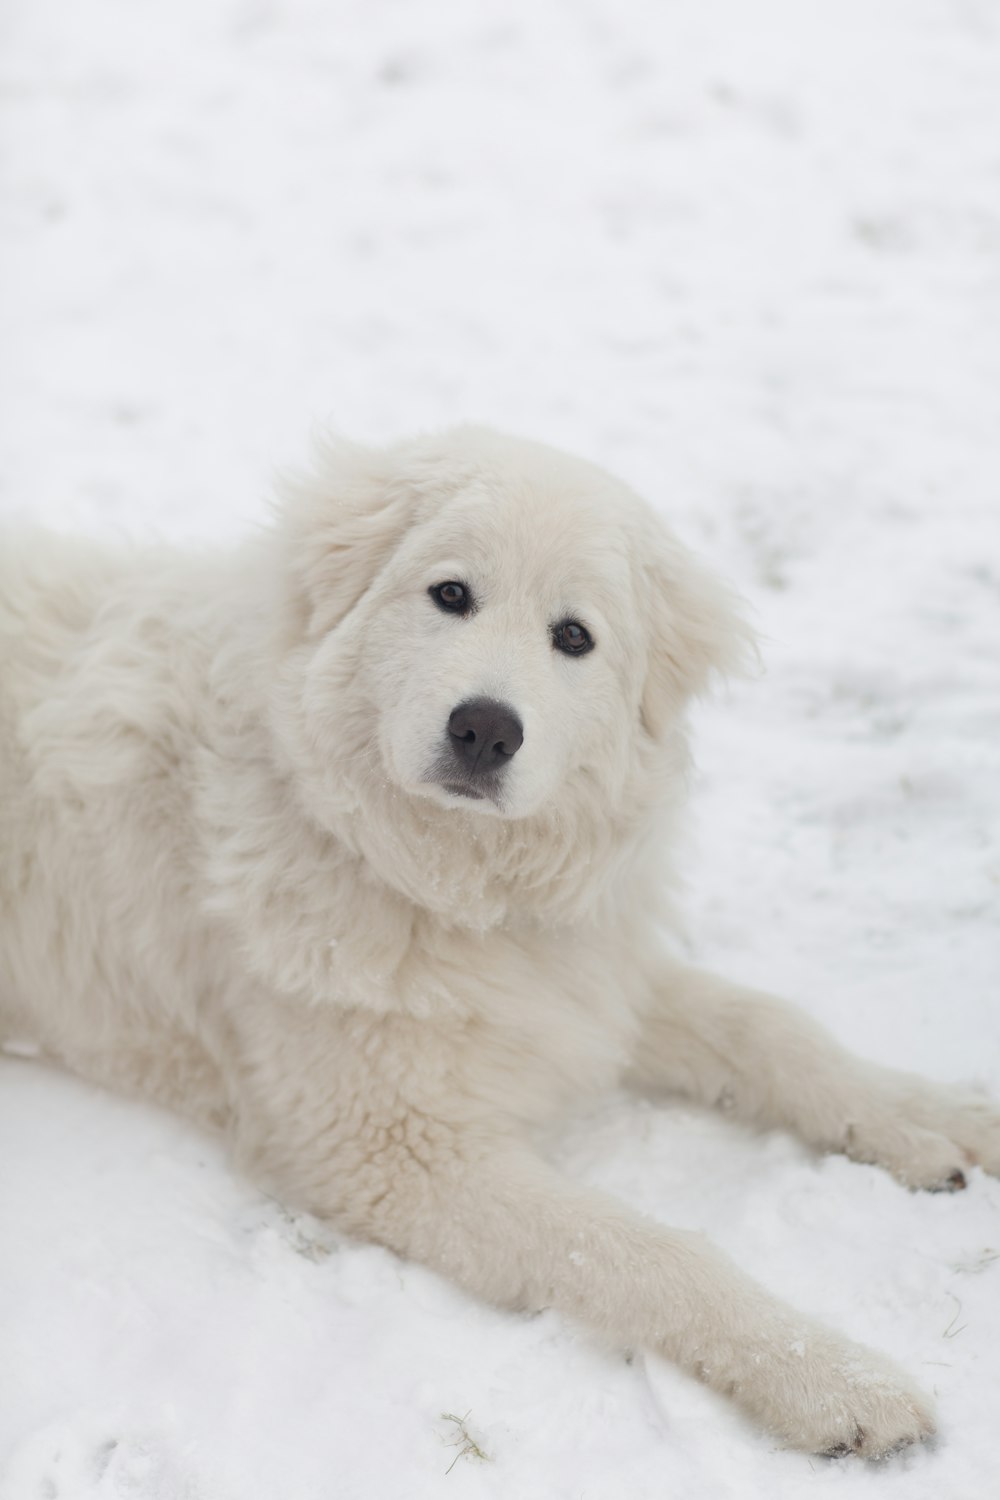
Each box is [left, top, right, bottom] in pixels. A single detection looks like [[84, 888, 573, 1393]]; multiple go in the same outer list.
[[433, 696, 523, 803]]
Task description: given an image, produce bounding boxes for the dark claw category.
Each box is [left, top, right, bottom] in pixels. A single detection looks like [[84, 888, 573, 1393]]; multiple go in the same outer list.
[[822, 1424, 865, 1459]]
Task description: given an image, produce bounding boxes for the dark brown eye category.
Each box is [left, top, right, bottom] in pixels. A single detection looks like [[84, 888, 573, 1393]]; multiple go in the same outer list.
[[553, 619, 594, 656], [430, 581, 471, 614]]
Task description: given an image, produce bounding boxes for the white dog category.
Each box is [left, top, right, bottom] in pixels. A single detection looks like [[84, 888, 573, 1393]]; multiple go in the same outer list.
[[2, 427, 997, 1455]]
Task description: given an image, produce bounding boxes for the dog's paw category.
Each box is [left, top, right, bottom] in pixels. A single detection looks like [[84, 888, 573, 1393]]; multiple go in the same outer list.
[[751, 1330, 935, 1458], [842, 1070, 1000, 1190]]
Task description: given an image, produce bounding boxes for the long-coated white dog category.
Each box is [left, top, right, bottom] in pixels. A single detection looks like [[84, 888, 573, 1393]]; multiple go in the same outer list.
[[2, 427, 996, 1455]]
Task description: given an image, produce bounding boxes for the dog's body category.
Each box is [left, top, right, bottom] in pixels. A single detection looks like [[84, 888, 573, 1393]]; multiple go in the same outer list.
[[2, 428, 997, 1455]]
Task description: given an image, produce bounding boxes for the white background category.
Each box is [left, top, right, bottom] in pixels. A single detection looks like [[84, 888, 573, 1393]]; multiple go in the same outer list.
[[2, 1, 999, 1495]]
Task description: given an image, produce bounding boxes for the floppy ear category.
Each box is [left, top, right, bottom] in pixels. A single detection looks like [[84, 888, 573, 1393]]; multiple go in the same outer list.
[[272, 435, 419, 641], [640, 527, 757, 739]]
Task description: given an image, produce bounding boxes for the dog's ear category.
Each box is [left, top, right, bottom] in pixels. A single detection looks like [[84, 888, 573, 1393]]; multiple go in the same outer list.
[[273, 436, 417, 640], [639, 526, 756, 739]]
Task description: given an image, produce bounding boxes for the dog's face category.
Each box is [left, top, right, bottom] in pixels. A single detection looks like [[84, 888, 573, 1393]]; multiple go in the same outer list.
[[358, 473, 648, 820], [271, 427, 749, 912]]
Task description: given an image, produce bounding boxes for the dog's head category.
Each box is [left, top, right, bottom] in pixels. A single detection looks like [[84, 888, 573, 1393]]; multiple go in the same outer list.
[[266, 427, 752, 921]]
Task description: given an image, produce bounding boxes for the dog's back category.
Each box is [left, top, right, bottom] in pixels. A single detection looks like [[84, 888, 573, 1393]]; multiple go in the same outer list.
[[0, 532, 234, 1122]]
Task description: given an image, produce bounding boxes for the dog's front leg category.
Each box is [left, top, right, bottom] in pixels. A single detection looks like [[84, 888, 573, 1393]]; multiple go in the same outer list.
[[231, 1030, 932, 1456], [632, 962, 1000, 1189]]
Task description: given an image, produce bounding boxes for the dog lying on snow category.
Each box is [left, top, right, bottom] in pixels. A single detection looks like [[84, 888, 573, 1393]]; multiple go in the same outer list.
[[1, 426, 996, 1455]]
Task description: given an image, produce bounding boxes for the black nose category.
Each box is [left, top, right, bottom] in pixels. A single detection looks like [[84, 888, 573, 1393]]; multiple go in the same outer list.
[[447, 697, 524, 774]]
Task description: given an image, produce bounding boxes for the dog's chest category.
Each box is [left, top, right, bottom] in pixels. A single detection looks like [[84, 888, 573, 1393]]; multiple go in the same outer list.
[[440, 924, 649, 1123]]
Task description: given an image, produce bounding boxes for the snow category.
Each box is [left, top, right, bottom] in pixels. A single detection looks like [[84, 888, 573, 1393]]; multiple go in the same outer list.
[[2, 0, 999, 1494]]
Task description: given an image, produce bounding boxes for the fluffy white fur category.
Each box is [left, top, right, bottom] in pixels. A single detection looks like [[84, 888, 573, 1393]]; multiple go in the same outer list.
[[2, 426, 998, 1456]]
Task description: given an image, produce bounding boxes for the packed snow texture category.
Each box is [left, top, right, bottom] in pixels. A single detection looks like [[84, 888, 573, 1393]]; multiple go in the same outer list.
[[2, 0, 999, 1496]]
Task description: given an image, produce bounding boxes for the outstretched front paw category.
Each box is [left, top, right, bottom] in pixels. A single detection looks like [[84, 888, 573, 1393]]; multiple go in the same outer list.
[[759, 1331, 935, 1458], [843, 1070, 1000, 1191]]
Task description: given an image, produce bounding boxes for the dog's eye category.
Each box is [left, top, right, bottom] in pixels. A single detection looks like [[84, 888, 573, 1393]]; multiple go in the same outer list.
[[553, 619, 594, 656], [430, 581, 471, 614]]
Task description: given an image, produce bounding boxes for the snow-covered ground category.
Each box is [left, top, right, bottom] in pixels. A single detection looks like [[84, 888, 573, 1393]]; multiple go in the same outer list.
[[2, 0, 999, 1494]]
